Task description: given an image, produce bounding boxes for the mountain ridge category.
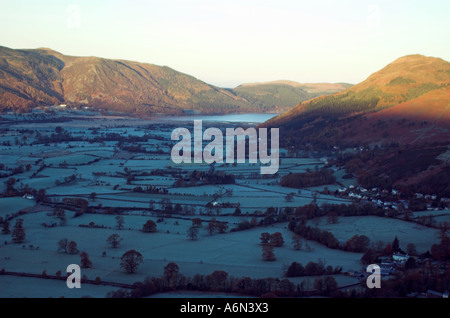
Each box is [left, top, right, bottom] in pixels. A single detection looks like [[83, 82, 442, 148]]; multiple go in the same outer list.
[[0, 46, 348, 115], [263, 54, 450, 147]]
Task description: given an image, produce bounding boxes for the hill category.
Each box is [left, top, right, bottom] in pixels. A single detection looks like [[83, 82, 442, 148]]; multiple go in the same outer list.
[[0, 46, 347, 115], [0, 46, 250, 114], [233, 81, 351, 113], [263, 54, 450, 147]]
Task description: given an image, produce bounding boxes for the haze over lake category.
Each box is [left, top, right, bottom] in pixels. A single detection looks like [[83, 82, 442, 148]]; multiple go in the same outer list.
[[160, 113, 279, 124]]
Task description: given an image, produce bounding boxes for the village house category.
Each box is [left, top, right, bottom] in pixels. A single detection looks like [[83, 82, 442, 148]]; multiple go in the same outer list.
[[22, 193, 34, 200], [393, 253, 410, 265]]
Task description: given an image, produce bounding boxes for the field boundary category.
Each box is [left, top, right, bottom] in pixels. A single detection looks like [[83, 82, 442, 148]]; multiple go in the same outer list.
[[0, 270, 135, 289]]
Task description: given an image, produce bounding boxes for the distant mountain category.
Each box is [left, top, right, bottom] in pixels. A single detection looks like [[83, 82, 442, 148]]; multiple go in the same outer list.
[[0, 46, 245, 114], [233, 81, 351, 113], [263, 54, 450, 147], [0, 46, 347, 115]]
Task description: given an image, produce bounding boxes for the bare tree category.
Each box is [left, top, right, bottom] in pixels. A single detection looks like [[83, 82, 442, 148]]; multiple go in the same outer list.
[[58, 238, 69, 253], [208, 218, 217, 235], [292, 234, 303, 250], [107, 234, 123, 248], [262, 244, 276, 261], [285, 193, 294, 202], [80, 252, 93, 268], [11, 219, 26, 243], [164, 262, 179, 288], [260, 232, 271, 246], [115, 216, 125, 230], [187, 226, 199, 241]]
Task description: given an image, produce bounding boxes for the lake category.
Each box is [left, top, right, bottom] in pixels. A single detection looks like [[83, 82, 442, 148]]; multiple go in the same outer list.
[[159, 113, 279, 124]]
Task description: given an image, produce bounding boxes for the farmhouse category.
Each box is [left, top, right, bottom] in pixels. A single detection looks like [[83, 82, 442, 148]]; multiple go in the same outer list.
[[23, 193, 34, 200], [393, 253, 410, 264]]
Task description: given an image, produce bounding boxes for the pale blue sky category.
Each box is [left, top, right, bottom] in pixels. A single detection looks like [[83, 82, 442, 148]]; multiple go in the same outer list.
[[0, 0, 449, 87]]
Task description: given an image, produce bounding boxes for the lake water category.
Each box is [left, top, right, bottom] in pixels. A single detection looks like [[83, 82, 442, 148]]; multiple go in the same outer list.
[[159, 113, 279, 124]]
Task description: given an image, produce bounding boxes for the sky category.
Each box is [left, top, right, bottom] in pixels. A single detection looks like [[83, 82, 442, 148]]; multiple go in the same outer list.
[[0, 0, 449, 88]]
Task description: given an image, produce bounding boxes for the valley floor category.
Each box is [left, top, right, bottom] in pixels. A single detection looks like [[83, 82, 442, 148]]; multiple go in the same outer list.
[[0, 111, 446, 298]]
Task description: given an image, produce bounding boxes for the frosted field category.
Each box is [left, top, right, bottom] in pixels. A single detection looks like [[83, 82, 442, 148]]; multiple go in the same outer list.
[[333, 169, 358, 187], [0, 275, 122, 298], [433, 214, 450, 223], [44, 153, 101, 166], [0, 197, 36, 217], [0, 209, 363, 296], [308, 216, 440, 253], [412, 209, 450, 221], [0, 114, 442, 298]]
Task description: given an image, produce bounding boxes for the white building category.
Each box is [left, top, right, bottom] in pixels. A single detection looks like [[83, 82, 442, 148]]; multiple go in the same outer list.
[[23, 193, 34, 200], [393, 253, 410, 264]]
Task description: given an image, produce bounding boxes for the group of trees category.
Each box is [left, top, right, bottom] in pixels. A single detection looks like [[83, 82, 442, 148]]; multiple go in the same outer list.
[[285, 260, 342, 277], [207, 218, 228, 235], [186, 218, 229, 241], [2, 177, 48, 203], [292, 202, 388, 223], [302, 88, 381, 119], [231, 217, 259, 232], [55, 234, 143, 274], [57, 238, 79, 254], [50, 207, 67, 226], [61, 197, 89, 210], [281, 168, 336, 189], [289, 219, 413, 256], [260, 232, 284, 247], [174, 170, 236, 187], [0, 217, 43, 245], [107, 264, 341, 298], [11, 218, 26, 243], [289, 221, 340, 250], [344, 234, 371, 253], [0, 217, 26, 243], [291, 234, 313, 252], [260, 232, 285, 261]]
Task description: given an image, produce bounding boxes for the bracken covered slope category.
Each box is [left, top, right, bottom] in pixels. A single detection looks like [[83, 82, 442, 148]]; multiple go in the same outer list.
[[263, 54, 450, 147]]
